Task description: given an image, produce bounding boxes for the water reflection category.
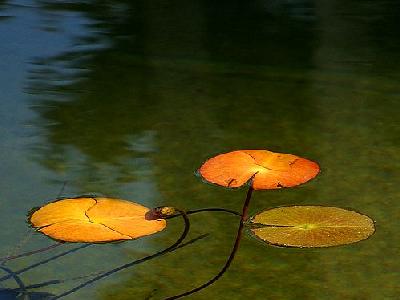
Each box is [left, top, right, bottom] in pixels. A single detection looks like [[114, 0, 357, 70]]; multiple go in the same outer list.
[[20, 0, 400, 299], [29, 0, 319, 194]]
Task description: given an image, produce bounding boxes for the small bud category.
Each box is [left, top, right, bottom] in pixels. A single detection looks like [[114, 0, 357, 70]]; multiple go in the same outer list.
[[146, 206, 176, 220]]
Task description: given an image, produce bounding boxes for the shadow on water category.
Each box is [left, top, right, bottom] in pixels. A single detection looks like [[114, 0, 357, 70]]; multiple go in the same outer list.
[[0, 289, 54, 300], [0, 245, 90, 299], [0, 244, 91, 283], [0, 265, 55, 299], [0, 244, 92, 299], [0, 234, 207, 300], [17, 0, 400, 299]]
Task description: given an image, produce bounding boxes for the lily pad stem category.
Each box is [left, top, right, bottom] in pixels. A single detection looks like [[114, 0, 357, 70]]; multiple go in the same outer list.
[[165, 186, 254, 299], [167, 208, 241, 219]]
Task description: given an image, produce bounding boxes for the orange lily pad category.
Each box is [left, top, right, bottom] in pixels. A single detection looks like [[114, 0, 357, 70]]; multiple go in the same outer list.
[[198, 150, 319, 190], [29, 197, 167, 243], [250, 206, 375, 248]]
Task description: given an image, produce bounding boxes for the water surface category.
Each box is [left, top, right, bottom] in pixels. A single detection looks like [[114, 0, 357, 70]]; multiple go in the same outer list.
[[1, 1, 399, 299]]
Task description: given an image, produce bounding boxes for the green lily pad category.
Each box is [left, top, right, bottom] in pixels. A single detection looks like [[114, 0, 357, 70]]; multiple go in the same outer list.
[[250, 206, 375, 248]]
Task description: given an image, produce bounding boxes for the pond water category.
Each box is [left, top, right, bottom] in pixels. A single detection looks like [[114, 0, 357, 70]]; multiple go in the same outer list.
[[1, 0, 399, 299]]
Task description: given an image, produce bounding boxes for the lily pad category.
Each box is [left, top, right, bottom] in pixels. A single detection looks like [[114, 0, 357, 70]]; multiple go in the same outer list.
[[28, 197, 167, 243], [250, 206, 375, 248], [198, 150, 319, 190]]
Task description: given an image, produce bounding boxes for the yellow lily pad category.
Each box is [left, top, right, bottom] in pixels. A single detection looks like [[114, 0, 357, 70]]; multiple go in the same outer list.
[[28, 197, 167, 243], [250, 206, 375, 248]]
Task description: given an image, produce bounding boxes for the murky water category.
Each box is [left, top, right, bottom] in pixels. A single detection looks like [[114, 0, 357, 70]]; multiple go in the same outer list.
[[1, 1, 399, 299]]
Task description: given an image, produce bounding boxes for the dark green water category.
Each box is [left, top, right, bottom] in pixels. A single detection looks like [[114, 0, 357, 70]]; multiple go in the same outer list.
[[1, 1, 399, 299]]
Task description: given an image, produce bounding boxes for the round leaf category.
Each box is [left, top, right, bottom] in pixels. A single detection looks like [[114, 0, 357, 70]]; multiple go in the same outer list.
[[198, 150, 319, 190], [250, 206, 375, 248], [29, 197, 167, 243]]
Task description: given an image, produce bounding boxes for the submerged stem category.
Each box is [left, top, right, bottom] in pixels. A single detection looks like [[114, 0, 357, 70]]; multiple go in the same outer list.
[[187, 208, 241, 217], [167, 207, 241, 219], [165, 186, 254, 300], [52, 209, 190, 300]]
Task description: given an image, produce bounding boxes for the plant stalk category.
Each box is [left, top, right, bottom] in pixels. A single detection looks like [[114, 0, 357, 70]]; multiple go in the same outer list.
[[165, 186, 254, 299], [166, 207, 241, 219]]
